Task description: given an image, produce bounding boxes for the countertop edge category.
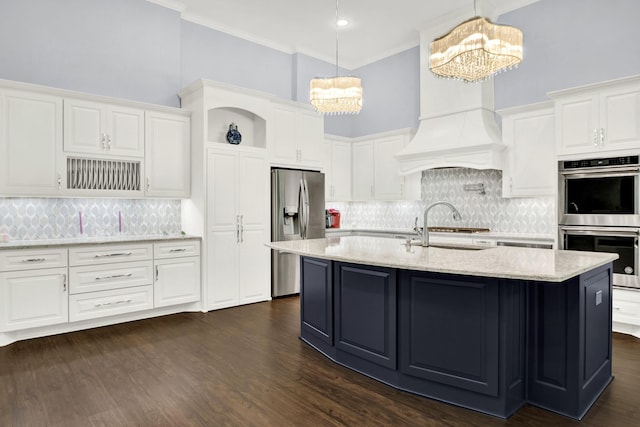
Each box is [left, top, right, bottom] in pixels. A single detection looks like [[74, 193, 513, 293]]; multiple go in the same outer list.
[[0, 235, 202, 250]]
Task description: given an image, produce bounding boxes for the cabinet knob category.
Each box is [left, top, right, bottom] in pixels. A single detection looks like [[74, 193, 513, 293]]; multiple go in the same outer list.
[[57, 172, 62, 190], [600, 128, 605, 146], [593, 128, 598, 147]]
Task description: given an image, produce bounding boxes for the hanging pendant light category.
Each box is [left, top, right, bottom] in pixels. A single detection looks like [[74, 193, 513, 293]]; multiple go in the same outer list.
[[310, 0, 362, 115], [428, 0, 523, 83]]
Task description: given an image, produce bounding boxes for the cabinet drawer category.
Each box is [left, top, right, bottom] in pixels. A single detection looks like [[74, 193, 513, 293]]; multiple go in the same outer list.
[[69, 260, 153, 294], [69, 243, 152, 266], [613, 289, 640, 325], [153, 240, 201, 259], [0, 248, 67, 272], [69, 285, 153, 322]]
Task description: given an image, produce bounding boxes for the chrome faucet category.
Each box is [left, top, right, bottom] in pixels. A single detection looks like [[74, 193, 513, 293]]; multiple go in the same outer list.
[[422, 201, 463, 247]]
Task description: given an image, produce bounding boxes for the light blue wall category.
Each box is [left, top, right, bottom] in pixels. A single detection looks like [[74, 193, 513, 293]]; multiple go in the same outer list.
[[1, 0, 638, 136], [0, 0, 182, 107], [495, 0, 640, 110], [181, 21, 292, 100], [350, 47, 420, 137]]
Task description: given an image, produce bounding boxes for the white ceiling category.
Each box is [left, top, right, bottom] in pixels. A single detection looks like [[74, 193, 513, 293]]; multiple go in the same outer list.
[[148, 0, 538, 69]]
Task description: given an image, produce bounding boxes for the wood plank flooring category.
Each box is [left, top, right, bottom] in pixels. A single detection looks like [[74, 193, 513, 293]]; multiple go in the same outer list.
[[1, 296, 639, 426]]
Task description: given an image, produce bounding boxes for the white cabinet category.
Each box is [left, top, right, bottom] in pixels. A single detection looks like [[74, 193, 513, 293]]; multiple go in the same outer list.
[[499, 103, 556, 198], [324, 137, 352, 201], [352, 140, 375, 200], [68, 243, 155, 322], [551, 76, 640, 158], [145, 111, 191, 198], [153, 240, 201, 308], [271, 103, 324, 168], [206, 147, 269, 310], [64, 99, 144, 157], [612, 288, 640, 339], [351, 130, 421, 201], [0, 248, 69, 332], [0, 89, 65, 196]]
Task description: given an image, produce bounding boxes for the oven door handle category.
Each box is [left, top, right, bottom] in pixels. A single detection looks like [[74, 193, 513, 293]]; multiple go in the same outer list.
[[560, 167, 640, 178], [559, 226, 640, 237]]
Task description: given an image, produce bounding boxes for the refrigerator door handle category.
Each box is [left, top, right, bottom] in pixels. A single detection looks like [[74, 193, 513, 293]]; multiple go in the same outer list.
[[303, 178, 310, 239], [299, 179, 306, 239]]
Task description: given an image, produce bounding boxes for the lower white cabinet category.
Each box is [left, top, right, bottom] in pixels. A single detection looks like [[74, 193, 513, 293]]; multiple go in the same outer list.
[[153, 240, 201, 308], [612, 288, 640, 339], [0, 248, 69, 332], [0, 267, 69, 332], [69, 285, 154, 322]]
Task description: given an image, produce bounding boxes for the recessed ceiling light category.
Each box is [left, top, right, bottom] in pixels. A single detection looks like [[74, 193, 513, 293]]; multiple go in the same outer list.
[[336, 19, 349, 27]]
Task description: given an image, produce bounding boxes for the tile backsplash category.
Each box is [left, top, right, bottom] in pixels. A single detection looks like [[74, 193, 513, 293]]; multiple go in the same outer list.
[[0, 198, 182, 240], [327, 168, 555, 235]]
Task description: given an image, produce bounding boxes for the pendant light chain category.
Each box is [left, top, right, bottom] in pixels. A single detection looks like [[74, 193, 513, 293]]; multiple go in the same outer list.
[[335, 0, 339, 77]]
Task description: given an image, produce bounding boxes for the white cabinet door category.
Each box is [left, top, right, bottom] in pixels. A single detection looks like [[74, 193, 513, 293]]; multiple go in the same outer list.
[[64, 99, 143, 157], [145, 111, 190, 197], [154, 256, 200, 308], [238, 228, 269, 304], [238, 151, 267, 228], [297, 110, 324, 168], [352, 141, 374, 201], [555, 95, 599, 156], [207, 149, 239, 230], [599, 85, 640, 152], [0, 268, 68, 332], [207, 230, 240, 309], [272, 106, 297, 164], [501, 104, 556, 198], [326, 139, 352, 201], [0, 90, 64, 196], [374, 135, 405, 200]]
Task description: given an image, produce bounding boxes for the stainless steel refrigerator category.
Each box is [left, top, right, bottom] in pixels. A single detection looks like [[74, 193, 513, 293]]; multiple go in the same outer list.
[[271, 168, 325, 297]]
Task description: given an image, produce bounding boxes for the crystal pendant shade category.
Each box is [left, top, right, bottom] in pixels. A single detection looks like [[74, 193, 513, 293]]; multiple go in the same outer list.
[[429, 16, 523, 83], [310, 76, 363, 115]]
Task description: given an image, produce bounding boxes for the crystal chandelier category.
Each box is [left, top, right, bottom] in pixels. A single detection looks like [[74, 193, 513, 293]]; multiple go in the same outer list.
[[310, 0, 362, 115], [428, 1, 523, 83]]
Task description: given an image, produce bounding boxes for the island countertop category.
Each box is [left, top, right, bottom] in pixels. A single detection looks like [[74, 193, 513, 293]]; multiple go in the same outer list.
[[266, 236, 618, 283]]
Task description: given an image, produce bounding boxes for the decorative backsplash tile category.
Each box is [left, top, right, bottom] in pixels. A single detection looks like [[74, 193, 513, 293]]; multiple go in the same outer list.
[[327, 168, 555, 235], [0, 198, 181, 240]]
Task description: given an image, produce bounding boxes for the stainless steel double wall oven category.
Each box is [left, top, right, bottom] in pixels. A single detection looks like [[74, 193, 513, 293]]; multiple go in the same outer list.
[[559, 155, 640, 289]]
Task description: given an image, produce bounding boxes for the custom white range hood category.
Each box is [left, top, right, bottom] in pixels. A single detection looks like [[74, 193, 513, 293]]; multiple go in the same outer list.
[[396, 1, 531, 175]]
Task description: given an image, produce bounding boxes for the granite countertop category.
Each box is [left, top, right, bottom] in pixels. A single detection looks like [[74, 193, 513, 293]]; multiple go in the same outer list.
[[0, 234, 201, 250], [267, 236, 617, 282], [325, 227, 556, 242]]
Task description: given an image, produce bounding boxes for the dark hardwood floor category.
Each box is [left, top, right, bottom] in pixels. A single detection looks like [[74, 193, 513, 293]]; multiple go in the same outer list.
[[1, 296, 639, 426]]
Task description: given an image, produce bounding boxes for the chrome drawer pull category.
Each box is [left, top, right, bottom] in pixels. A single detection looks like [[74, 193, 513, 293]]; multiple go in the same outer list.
[[22, 258, 46, 263], [94, 299, 133, 308], [169, 248, 186, 252], [94, 252, 133, 258], [94, 273, 133, 281]]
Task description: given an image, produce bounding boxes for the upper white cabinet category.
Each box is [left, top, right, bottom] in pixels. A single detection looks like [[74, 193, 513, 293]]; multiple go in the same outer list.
[[324, 136, 352, 202], [550, 75, 640, 158], [499, 103, 556, 198], [270, 102, 324, 168], [352, 140, 375, 200], [351, 129, 421, 201], [145, 111, 191, 198], [64, 99, 144, 157], [0, 89, 65, 196]]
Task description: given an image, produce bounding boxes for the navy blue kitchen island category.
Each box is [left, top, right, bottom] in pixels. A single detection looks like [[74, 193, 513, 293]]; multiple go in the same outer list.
[[267, 236, 618, 419]]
